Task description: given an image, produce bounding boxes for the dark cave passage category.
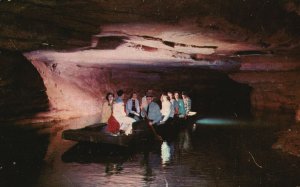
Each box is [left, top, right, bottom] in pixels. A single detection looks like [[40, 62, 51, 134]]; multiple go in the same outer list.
[[141, 67, 252, 118]]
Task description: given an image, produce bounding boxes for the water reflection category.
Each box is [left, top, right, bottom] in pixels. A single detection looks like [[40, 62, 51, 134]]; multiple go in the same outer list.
[[161, 141, 174, 166], [34, 115, 300, 187], [105, 163, 123, 175], [1, 114, 300, 186], [61, 143, 130, 164], [178, 129, 192, 152], [196, 117, 243, 126], [140, 151, 155, 182]]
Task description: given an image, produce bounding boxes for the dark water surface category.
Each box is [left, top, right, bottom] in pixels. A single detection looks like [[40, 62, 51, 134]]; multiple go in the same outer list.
[[1, 115, 300, 187]]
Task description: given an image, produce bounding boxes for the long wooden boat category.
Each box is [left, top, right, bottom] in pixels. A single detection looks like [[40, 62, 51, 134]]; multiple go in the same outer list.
[[62, 120, 159, 147], [62, 116, 197, 147], [62, 123, 132, 146]]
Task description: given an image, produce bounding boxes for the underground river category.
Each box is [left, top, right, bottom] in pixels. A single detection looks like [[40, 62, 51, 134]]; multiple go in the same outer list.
[[1, 112, 300, 187]]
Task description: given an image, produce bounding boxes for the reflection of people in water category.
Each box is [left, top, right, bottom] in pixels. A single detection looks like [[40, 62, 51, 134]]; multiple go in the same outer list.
[[105, 162, 123, 175], [161, 141, 174, 166], [179, 129, 192, 151], [140, 151, 154, 182]]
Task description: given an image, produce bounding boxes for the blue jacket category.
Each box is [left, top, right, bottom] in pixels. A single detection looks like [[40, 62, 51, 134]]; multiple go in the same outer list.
[[126, 98, 140, 115], [142, 102, 162, 125], [177, 99, 186, 116], [115, 97, 123, 103]]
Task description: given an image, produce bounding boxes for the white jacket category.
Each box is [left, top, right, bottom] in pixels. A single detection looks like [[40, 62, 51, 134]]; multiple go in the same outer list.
[[161, 100, 172, 122]]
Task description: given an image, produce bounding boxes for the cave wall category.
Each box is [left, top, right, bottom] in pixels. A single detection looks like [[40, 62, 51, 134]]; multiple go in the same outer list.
[[0, 0, 299, 122], [229, 54, 300, 121], [0, 49, 49, 121], [27, 52, 251, 120]]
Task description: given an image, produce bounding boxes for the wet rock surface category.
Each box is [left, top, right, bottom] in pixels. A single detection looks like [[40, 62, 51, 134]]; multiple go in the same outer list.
[[273, 124, 300, 157]]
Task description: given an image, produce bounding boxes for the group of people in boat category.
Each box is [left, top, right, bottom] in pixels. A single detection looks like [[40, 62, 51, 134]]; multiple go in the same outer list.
[[100, 89, 193, 135]]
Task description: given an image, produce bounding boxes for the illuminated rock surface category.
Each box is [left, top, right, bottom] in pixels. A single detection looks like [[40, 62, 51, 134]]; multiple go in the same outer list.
[[0, 0, 299, 157]]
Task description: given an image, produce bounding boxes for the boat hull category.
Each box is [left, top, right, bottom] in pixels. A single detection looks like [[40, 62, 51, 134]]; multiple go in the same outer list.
[[62, 123, 133, 147]]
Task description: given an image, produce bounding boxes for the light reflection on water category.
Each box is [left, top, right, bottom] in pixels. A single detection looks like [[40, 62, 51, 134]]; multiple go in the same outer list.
[[1, 114, 300, 187], [196, 118, 243, 125], [35, 115, 227, 187]]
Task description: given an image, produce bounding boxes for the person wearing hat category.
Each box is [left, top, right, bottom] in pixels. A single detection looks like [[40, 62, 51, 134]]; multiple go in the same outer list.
[[141, 89, 153, 110], [141, 94, 162, 126]]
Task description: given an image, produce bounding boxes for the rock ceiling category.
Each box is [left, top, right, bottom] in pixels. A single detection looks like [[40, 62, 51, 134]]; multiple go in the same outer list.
[[0, 0, 299, 51], [1, 0, 300, 122]]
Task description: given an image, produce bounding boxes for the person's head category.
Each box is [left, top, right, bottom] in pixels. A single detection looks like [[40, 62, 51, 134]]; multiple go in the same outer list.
[[117, 89, 124, 98], [167, 91, 173, 99], [106, 92, 114, 103], [146, 95, 153, 104], [182, 91, 188, 99], [161, 92, 168, 102], [131, 92, 137, 100], [174, 91, 180, 100], [145, 89, 153, 96], [161, 94, 168, 102]]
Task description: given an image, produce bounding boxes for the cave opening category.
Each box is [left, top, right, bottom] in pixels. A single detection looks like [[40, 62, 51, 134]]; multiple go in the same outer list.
[[175, 69, 252, 118]]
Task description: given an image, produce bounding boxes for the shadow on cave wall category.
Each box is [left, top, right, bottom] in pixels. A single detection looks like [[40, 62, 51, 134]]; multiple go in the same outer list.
[[157, 68, 252, 118], [0, 49, 49, 121]]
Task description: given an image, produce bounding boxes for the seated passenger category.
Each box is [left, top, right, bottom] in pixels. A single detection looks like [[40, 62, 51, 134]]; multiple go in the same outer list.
[[182, 92, 196, 116], [182, 91, 192, 115], [141, 89, 153, 110], [174, 91, 186, 118], [113, 91, 136, 135], [160, 93, 172, 124], [100, 92, 114, 124], [115, 89, 124, 103], [141, 94, 162, 126], [167, 91, 178, 116], [126, 92, 141, 121]]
